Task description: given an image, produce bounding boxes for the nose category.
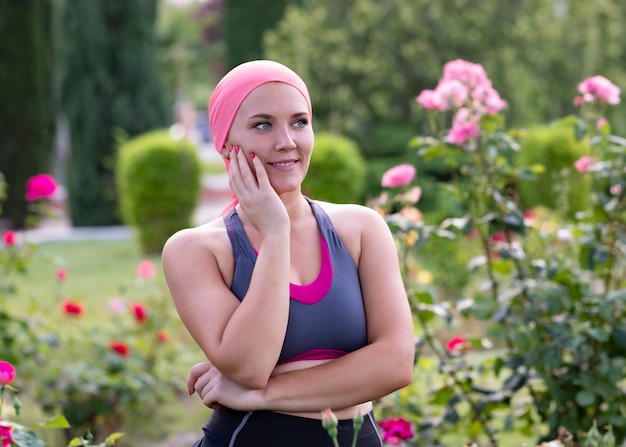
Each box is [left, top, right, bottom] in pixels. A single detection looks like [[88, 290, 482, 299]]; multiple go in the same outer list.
[[274, 124, 296, 151]]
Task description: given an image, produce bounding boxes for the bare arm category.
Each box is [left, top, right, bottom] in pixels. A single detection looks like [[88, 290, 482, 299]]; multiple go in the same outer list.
[[163, 149, 291, 389], [189, 206, 415, 411]]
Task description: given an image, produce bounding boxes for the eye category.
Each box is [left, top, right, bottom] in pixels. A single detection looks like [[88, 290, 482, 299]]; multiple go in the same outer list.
[[253, 121, 271, 131], [293, 118, 309, 128]]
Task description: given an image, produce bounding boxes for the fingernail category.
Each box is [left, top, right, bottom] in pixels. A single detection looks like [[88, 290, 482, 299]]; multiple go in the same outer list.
[[189, 389, 194, 395], [250, 152, 255, 159], [236, 146, 240, 153]]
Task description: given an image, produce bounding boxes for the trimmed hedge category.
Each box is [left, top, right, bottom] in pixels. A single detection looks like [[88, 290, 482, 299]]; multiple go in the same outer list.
[[302, 132, 366, 203], [515, 124, 591, 217], [116, 130, 201, 254]]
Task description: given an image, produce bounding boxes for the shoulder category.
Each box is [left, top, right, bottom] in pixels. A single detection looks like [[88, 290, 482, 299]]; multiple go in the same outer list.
[[162, 218, 232, 269], [312, 201, 392, 265], [314, 200, 388, 233]]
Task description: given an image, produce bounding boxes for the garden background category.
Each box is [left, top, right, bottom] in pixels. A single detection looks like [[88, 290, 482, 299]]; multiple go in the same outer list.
[[1, 1, 625, 446]]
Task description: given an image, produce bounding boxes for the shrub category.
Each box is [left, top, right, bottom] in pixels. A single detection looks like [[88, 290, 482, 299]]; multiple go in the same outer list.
[[302, 132, 366, 203], [515, 124, 592, 217], [116, 130, 201, 254]]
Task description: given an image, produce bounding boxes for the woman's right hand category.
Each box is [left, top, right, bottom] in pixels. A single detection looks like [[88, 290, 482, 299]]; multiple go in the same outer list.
[[227, 145, 290, 238]]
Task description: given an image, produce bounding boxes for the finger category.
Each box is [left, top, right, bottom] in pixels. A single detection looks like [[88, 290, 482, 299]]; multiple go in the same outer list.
[[234, 146, 258, 189], [227, 146, 247, 197], [250, 153, 270, 188], [228, 147, 260, 204], [186, 361, 212, 395]]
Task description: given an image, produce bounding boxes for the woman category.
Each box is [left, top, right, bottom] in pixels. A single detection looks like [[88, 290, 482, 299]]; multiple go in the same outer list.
[[162, 60, 414, 447]]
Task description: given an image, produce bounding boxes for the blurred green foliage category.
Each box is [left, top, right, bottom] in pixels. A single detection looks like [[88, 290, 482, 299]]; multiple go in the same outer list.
[[302, 132, 366, 203], [515, 124, 592, 217]]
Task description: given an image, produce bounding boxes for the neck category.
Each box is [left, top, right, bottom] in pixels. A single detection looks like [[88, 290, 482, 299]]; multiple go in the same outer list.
[[280, 192, 309, 221]]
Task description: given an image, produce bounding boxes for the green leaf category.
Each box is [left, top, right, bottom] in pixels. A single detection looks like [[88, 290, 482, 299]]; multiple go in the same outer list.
[[574, 119, 588, 141], [103, 432, 124, 446], [470, 295, 498, 320], [575, 390, 596, 406], [31, 415, 71, 430], [586, 327, 609, 342], [11, 429, 45, 447]]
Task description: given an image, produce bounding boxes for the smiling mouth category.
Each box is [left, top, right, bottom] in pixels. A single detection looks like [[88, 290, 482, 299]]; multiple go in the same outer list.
[[270, 161, 298, 167]]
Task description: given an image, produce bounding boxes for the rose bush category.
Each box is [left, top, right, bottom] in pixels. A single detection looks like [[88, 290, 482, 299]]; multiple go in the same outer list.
[[372, 60, 625, 446], [22, 257, 186, 442], [1, 172, 190, 445], [0, 359, 122, 447]]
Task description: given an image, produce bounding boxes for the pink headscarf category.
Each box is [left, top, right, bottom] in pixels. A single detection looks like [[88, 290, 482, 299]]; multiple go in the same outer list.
[[208, 60, 312, 216]]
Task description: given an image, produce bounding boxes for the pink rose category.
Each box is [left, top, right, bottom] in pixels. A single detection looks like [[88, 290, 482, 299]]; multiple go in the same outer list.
[[56, 267, 67, 281], [379, 417, 414, 445], [0, 361, 16, 385], [446, 336, 471, 353], [416, 89, 444, 111], [108, 297, 127, 315], [25, 174, 57, 202], [381, 164, 416, 188], [436, 79, 469, 109], [446, 121, 480, 146], [574, 156, 595, 173], [442, 59, 488, 88], [577, 75, 621, 105], [136, 259, 156, 279], [2, 231, 16, 246], [0, 421, 13, 447], [596, 117, 608, 129]]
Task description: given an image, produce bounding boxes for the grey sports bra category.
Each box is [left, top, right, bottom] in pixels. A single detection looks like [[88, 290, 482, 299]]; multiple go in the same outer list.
[[224, 198, 368, 364]]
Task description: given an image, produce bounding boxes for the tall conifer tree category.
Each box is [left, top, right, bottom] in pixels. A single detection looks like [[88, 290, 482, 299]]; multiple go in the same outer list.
[[0, 1, 55, 229], [223, 0, 301, 70], [61, 1, 168, 226]]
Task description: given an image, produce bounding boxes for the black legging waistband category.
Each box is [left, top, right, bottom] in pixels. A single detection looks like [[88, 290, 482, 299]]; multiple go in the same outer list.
[[204, 407, 382, 447]]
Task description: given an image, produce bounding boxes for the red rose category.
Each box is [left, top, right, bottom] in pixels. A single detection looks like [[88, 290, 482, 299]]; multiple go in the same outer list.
[[157, 329, 170, 343], [130, 302, 148, 323], [62, 299, 84, 316], [110, 341, 130, 357]]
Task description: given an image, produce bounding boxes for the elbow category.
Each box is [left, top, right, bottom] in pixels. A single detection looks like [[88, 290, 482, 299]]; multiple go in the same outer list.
[[387, 349, 415, 392], [234, 373, 270, 391], [396, 362, 414, 389], [225, 364, 273, 390]]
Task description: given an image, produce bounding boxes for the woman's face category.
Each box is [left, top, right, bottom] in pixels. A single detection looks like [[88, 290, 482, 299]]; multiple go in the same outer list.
[[226, 82, 314, 195]]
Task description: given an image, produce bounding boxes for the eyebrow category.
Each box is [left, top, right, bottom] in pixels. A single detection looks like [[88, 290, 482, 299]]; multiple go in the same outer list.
[[247, 111, 309, 120]]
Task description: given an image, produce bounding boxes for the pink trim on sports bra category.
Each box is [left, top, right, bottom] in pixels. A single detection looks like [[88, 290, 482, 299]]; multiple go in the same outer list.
[[254, 235, 333, 305], [290, 235, 332, 304], [278, 348, 347, 365]]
